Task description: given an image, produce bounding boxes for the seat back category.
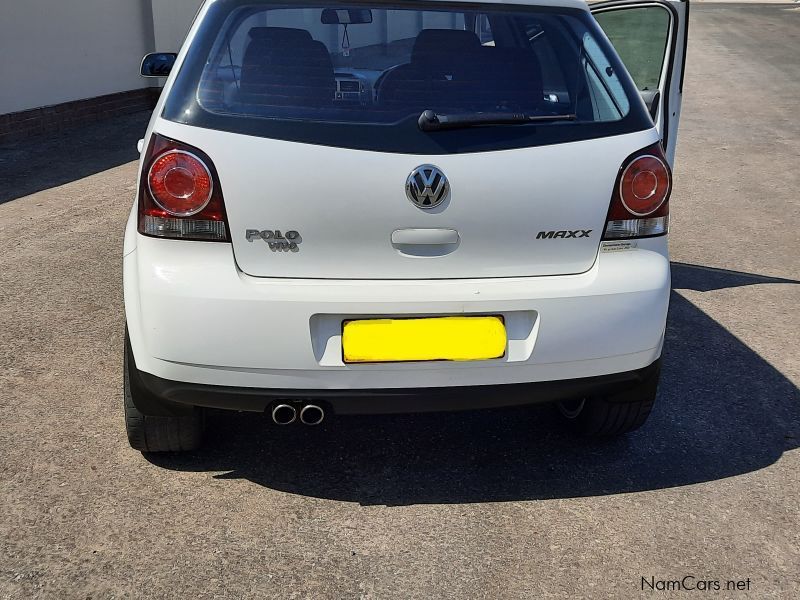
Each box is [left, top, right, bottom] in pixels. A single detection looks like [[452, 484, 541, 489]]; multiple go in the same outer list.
[[240, 27, 335, 108], [473, 47, 544, 110], [379, 29, 543, 113], [379, 30, 480, 110], [410, 29, 482, 66]]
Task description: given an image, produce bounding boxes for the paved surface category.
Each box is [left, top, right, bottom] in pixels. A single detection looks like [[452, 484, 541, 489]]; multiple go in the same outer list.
[[1, 4, 798, 599]]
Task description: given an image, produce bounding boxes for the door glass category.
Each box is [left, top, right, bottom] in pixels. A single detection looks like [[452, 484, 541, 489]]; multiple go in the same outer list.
[[582, 33, 630, 118], [594, 6, 671, 91]]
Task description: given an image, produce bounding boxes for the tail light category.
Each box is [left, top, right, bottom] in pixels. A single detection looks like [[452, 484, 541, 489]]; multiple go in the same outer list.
[[138, 134, 230, 242], [603, 142, 671, 240]]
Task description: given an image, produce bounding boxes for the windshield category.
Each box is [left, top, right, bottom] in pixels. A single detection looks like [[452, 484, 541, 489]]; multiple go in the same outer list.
[[165, 0, 650, 154]]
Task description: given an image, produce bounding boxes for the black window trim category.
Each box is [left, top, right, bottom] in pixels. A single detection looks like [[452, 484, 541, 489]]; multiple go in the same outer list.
[[162, 0, 654, 155]]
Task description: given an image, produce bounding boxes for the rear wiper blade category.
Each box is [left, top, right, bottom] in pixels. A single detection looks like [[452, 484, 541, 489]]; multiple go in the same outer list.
[[418, 109, 577, 132]]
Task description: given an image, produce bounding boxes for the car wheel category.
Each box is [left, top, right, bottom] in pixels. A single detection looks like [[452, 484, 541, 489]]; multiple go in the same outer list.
[[123, 333, 204, 453], [556, 360, 660, 437]]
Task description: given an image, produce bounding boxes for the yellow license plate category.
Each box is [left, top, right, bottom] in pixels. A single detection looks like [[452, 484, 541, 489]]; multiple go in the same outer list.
[[342, 316, 506, 364]]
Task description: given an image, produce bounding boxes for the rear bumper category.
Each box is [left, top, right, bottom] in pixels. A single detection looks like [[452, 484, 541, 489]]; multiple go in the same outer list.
[[124, 230, 670, 395], [130, 340, 661, 415]]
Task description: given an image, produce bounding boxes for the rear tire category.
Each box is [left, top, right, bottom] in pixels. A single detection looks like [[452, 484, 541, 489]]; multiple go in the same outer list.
[[556, 361, 660, 437], [123, 333, 203, 453]]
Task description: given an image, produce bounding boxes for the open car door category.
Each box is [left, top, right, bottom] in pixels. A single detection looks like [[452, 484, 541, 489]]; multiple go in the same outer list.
[[590, 0, 689, 166]]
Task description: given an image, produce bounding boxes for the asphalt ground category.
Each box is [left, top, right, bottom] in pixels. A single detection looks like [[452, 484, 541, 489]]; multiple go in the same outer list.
[[1, 3, 798, 599]]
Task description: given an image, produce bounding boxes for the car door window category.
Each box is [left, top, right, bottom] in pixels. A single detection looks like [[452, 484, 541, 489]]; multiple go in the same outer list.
[[593, 6, 671, 91], [582, 33, 630, 118]]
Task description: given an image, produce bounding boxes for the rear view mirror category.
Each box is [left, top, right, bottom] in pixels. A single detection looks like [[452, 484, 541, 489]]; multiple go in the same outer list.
[[321, 8, 373, 25], [141, 53, 177, 78]]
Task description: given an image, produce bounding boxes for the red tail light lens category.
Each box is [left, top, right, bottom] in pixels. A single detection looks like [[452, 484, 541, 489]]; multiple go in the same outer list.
[[148, 150, 213, 217], [603, 143, 671, 240], [138, 135, 230, 242], [620, 154, 670, 217]]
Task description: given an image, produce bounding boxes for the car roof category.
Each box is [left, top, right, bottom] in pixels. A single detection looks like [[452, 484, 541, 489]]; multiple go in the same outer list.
[[418, 0, 589, 8], [204, 0, 590, 12]]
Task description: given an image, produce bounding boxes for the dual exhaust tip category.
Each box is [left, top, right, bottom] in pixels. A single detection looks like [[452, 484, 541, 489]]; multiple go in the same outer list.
[[271, 403, 325, 426]]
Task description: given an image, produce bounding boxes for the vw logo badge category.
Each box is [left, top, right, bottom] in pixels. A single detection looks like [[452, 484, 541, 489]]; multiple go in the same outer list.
[[405, 165, 449, 209]]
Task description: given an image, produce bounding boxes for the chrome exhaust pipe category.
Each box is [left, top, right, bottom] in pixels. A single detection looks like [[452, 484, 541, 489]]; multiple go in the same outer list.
[[300, 404, 325, 426], [271, 404, 297, 425]]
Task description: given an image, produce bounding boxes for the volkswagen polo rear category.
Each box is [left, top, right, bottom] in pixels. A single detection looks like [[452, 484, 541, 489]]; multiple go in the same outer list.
[[123, 0, 685, 452]]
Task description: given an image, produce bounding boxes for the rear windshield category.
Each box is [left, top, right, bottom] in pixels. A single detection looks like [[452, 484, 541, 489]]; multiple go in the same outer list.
[[164, 0, 651, 154]]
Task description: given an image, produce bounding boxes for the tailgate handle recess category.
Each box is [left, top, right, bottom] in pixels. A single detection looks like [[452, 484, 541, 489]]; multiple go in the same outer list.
[[391, 228, 460, 246]]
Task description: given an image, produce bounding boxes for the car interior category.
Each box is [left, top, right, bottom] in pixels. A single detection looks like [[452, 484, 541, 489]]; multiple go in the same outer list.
[[232, 24, 547, 113], [239, 27, 337, 108], [197, 7, 626, 125]]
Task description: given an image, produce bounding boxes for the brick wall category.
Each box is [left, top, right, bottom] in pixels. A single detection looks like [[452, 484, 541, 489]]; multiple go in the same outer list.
[[0, 89, 160, 143]]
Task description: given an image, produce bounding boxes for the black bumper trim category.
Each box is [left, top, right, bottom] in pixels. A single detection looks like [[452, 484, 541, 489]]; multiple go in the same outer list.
[[134, 360, 661, 416]]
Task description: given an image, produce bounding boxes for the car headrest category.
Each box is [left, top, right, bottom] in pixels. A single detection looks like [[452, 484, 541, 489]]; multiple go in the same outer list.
[[411, 29, 481, 62], [240, 28, 335, 108], [248, 27, 314, 45]]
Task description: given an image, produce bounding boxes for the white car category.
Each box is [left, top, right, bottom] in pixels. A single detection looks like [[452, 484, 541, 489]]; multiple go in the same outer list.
[[124, 0, 688, 451]]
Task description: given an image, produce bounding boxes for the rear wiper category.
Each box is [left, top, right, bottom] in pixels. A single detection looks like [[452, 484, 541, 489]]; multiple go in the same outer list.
[[418, 109, 577, 132]]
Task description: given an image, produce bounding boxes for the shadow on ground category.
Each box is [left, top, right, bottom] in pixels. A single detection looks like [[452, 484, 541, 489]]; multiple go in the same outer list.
[[0, 111, 150, 205], [148, 263, 800, 505]]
